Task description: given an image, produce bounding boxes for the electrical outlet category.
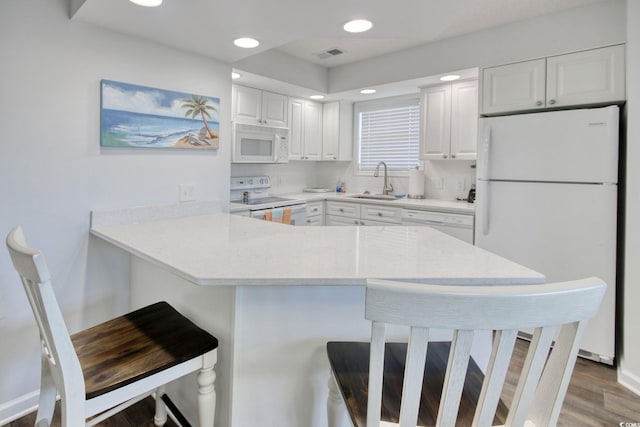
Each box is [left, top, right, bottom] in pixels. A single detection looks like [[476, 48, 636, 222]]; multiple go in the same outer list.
[[456, 178, 466, 191], [179, 184, 195, 202], [429, 177, 444, 190]]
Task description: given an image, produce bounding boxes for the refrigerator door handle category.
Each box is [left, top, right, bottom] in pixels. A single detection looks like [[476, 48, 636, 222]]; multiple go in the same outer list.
[[479, 180, 490, 235], [478, 124, 491, 181]]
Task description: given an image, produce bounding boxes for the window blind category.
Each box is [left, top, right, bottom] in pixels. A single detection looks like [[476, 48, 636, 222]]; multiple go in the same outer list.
[[357, 98, 420, 172]]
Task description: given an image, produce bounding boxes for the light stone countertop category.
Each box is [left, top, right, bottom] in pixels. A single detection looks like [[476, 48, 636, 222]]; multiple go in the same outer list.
[[90, 212, 544, 287], [228, 192, 475, 214]]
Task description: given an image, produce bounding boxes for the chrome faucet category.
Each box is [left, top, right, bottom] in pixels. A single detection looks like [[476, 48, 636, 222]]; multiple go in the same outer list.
[[373, 161, 394, 195]]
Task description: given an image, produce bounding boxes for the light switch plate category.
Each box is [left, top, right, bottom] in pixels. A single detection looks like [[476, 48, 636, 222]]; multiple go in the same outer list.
[[179, 184, 195, 202]]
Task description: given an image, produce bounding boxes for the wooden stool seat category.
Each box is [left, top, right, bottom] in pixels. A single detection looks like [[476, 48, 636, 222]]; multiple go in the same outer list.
[[6, 226, 219, 426], [327, 341, 508, 427], [73, 301, 218, 399], [326, 278, 606, 427]]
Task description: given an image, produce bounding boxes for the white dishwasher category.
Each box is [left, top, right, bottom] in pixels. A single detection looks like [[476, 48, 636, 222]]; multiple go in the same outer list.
[[402, 209, 474, 244]]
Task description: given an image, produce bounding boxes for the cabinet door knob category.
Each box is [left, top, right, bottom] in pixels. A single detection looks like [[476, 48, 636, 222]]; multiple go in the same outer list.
[[443, 154, 448, 159], [451, 154, 456, 159], [536, 101, 543, 106], [355, 220, 359, 225], [378, 212, 383, 217], [549, 99, 556, 105], [339, 208, 344, 212]]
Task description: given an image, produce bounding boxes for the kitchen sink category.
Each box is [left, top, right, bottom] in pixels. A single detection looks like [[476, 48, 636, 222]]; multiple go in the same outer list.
[[349, 194, 398, 201]]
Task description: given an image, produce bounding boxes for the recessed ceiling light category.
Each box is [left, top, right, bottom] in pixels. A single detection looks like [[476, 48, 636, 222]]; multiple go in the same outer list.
[[234, 37, 260, 48], [360, 89, 376, 94], [231, 72, 241, 80], [440, 74, 461, 82], [310, 95, 325, 100], [129, 0, 162, 6], [343, 19, 373, 33]]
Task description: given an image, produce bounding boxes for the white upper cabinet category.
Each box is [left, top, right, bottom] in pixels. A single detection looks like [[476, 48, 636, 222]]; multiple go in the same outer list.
[[322, 101, 352, 161], [420, 84, 451, 160], [420, 80, 478, 160], [232, 85, 288, 127], [450, 80, 479, 160], [482, 59, 546, 115], [481, 45, 625, 115], [288, 97, 304, 160], [322, 101, 339, 160], [546, 44, 625, 108], [302, 100, 323, 160]]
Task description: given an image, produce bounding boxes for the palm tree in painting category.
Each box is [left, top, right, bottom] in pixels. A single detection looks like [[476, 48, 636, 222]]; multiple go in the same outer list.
[[181, 95, 217, 142]]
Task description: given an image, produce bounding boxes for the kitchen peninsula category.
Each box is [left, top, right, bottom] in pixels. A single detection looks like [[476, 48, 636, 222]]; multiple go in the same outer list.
[[90, 203, 544, 427]]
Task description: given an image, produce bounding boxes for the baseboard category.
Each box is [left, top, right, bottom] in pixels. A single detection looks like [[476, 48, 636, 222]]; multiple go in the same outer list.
[[0, 390, 39, 425], [618, 366, 640, 396]]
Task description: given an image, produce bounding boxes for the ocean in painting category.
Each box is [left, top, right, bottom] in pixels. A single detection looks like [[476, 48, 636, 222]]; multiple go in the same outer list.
[[101, 109, 219, 148]]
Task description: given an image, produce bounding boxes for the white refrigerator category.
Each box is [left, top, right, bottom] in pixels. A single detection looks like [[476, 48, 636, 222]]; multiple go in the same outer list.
[[476, 105, 619, 364]]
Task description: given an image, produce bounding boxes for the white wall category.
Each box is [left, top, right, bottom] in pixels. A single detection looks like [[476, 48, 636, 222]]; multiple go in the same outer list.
[[620, 0, 640, 395], [233, 49, 329, 93], [0, 0, 232, 419], [329, 0, 626, 92], [231, 161, 321, 195]]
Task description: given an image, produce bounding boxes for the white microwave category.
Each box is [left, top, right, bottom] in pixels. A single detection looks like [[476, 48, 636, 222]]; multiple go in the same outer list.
[[232, 123, 289, 163]]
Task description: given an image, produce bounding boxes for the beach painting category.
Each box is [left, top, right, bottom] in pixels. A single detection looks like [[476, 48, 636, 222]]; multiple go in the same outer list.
[[100, 80, 220, 150]]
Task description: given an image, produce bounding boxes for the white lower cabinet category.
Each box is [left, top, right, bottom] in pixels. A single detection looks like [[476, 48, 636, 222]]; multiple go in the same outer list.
[[305, 201, 325, 226], [325, 201, 402, 226], [360, 204, 403, 223], [325, 215, 361, 226]]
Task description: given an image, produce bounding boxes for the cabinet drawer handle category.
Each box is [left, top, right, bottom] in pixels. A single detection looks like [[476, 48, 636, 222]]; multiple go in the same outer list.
[[339, 208, 344, 212], [549, 99, 556, 105], [378, 212, 383, 217], [536, 101, 543, 106]]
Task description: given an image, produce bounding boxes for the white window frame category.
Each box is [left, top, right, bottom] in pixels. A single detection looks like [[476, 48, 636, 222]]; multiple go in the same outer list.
[[353, 94, 421, 177]]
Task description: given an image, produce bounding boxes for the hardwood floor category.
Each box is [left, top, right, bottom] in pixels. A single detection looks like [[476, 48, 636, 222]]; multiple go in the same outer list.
[[4, 397, 178, 427], [503, 339, 640, 427], [4, 339, 640, 426]]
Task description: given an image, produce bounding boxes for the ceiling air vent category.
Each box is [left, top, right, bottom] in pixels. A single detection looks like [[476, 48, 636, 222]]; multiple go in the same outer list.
[[316, 47, 345, 60]]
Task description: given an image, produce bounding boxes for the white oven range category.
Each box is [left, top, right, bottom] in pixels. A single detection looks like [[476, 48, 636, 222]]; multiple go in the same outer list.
[[230, 176, 307, 225]]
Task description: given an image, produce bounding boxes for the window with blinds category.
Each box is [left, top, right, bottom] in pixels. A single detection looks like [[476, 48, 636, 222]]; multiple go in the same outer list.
[[356, 96, 420, 172]]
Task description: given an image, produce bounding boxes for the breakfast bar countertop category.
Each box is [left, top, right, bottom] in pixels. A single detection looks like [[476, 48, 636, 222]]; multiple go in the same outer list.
[[90, 211, 544, 287], [88, 205, 544, 427]]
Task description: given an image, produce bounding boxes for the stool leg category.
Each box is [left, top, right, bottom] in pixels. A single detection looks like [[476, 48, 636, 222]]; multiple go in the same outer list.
[[60, 389, 85, 427], [154, 386, 168, 426], [328, 372, 349, 427], [197, 350, 217, 427], [35, 353, 56, 427]]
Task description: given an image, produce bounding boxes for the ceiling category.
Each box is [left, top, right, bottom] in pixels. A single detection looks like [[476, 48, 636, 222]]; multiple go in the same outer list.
[[72, 0, 605, 68]]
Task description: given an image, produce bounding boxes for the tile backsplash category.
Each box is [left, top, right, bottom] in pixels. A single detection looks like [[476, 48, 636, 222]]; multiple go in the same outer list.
[[231, 159, 476, 201], [315, 160, 476, 201]]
